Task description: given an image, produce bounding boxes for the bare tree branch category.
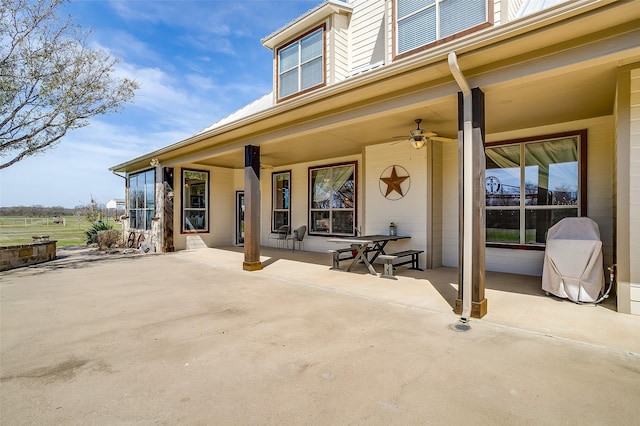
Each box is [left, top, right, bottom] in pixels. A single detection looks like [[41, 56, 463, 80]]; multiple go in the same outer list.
[[0, 0, 139, 169]]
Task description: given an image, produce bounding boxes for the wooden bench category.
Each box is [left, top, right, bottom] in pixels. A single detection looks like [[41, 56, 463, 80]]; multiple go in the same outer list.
[[378, 250, 424, 279], [328, 248, 356, 270]]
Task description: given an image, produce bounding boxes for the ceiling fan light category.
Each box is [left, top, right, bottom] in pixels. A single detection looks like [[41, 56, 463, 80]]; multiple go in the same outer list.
[[410, 139, 426, 149]]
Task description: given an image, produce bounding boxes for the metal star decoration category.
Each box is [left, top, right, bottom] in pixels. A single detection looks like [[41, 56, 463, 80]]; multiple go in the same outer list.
[[380, 166, 409, 197]]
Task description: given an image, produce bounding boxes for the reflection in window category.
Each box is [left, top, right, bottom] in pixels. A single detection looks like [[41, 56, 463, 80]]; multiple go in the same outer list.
[[182, 169, 208, 232], [309, 163, 356, 235], [486, 134, 583, 245], [272, 171, 291, 232], [128, 169, 155, 230]]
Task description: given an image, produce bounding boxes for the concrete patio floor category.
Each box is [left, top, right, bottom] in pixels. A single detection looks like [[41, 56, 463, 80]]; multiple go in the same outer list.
[[218, 245, 637, 354], [1, 245, 638, 425]]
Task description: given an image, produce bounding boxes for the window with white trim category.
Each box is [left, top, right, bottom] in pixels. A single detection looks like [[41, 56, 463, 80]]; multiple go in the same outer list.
[[272, 171, 291, 232], [485, 131, 586, 247], [309, 163, 356, 236], [278, 27, 324, 100], [128, 169, 155, 231], [182, 169, 209, 232], [395, 0, 489, 56]]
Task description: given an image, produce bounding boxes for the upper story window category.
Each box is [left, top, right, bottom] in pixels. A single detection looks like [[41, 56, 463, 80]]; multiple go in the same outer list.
[[128, 169, 155, 231], [278, 26, 325, 100], [395, 0, 490, 57], [485, 131, 586, 248]]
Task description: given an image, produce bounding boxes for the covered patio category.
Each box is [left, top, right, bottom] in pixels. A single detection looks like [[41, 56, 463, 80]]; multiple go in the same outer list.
[[190, 246, 636, 354]]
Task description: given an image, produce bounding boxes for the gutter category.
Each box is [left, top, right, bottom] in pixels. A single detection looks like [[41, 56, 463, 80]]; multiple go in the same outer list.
[[448, 51, 473, 322]]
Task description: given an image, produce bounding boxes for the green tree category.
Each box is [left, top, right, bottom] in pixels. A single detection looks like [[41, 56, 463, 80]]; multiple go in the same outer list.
[[0, 0, 138, 169]]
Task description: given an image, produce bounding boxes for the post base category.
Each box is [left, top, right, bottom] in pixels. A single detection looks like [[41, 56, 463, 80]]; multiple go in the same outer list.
[[454, 298, 488, 318], [243, 261, 263, 271]]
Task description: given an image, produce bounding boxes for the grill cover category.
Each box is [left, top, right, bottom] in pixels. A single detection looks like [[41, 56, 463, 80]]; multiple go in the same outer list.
[[542, 217, 605, 302]]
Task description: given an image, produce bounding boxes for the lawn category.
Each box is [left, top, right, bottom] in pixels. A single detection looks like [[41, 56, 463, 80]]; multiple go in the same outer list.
[[0, 216, 123, 247]]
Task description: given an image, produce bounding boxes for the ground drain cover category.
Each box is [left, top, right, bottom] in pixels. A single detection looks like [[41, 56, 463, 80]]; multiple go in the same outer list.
[[452, 322, 471, 332]]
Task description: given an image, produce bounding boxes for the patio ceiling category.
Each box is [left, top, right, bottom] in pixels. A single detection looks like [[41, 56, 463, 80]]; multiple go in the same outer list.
[[189, 58, 625, 170]]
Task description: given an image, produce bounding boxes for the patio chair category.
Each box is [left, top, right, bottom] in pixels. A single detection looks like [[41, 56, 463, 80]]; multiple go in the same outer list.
[[269, 225, 289, 249], [287, 225, 307, 251]]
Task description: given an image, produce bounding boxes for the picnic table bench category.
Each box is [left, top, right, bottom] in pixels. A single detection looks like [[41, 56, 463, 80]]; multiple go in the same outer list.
[[378, 249, 424, 279]]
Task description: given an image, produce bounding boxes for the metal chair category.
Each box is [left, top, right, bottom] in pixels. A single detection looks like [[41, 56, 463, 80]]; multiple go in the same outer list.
[[287, 225, 307, 251], [269, 225, 289, 249]]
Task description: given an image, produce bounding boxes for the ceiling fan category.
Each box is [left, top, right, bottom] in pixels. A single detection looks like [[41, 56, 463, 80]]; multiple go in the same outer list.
[[393, 119, 454, 148]]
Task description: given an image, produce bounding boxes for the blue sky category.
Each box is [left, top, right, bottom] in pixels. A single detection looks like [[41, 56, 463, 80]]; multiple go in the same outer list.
[[0, 0, 319, 208]]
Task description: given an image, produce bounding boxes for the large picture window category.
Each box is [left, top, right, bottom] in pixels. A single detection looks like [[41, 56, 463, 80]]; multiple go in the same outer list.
[[278, 27, 324, 100], [485, 131, 586, 247], [395, 0, 489, 56], [182, 169, 209, 232], [128, 169, 155, 231], [272, 171, 291, 232], [309, 163, 356, 236]]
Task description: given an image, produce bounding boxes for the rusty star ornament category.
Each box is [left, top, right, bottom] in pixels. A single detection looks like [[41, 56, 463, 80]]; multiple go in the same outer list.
[[379, 165, 410, 199]]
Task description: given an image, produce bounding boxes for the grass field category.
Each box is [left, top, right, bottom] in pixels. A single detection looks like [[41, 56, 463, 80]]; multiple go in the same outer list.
[[0, 216, 123, 247]]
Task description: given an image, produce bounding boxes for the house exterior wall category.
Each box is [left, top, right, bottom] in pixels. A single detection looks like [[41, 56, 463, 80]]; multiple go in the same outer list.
[[349, 0, 386, 73], [172, 165, 235, 251], [630, 67, 640, 314], [616, 65, 640, 315], [260, 154, 362, 252], [330, 11, 350, 83], [364, 142, 428, 263], [442, 115, 615, 276]]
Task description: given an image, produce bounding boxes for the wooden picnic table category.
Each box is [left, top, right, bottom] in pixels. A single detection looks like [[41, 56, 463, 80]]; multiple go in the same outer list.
[[328, 235, 410, 275]]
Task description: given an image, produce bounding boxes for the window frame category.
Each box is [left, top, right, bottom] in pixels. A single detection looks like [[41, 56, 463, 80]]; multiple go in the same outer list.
[[276, 25, 326, 102], [127, 168, 155, 231], [308, 161, 357, 237], [485, 130, 587, 250], [271, 170, 292, 233], [181, 168, 209, 234], [393, 0, 493, 60]]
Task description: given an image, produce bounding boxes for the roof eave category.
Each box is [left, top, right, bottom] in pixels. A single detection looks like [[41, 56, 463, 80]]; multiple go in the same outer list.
[[261, 0, 353, 50], [109, 0, 622, 173]]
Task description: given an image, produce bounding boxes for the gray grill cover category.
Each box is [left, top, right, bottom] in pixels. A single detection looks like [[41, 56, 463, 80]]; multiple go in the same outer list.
[[542, 217, 604, 302]]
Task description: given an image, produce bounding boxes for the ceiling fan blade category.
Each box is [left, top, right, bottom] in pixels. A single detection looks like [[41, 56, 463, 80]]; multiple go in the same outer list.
[[430, 136, 455, 143]]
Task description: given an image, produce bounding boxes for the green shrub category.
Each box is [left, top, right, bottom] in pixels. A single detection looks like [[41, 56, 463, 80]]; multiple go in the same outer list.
[[85, 222, 113, 244]]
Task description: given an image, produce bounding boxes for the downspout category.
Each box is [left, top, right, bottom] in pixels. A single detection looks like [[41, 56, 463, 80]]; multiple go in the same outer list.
[[448, 51, 473, 322]]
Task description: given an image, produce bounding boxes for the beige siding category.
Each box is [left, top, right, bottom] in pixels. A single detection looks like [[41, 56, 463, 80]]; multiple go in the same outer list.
[[173, 165, 235, 250], [365, 142, 428, 266], [431, 141, 444, 268], [630, 68, 640, 314], [442, 140, 459, 267], [442, 116, 615, 276], [350, 0, 386, 72], [331, 13, 350, 83]]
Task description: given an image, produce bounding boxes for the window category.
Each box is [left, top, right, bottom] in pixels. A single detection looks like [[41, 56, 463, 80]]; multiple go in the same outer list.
[[309, 163, 356, 236], [278, 27, 324, 100], [182, 169, 209, 232], [128, 169, 155, 230], [272, 171, 291, 232], [395, 0, 489, 56], [485, 131, 586, 247]]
